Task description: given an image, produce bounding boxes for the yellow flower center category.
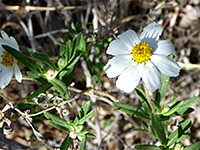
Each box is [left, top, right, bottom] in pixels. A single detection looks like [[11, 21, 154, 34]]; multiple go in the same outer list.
[[132, 41, 152, 63], [0, 51, 14, 67]]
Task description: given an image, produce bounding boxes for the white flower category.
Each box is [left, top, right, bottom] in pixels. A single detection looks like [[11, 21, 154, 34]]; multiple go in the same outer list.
[[0, 30, 22, 89], [104, 22, 181, 93]]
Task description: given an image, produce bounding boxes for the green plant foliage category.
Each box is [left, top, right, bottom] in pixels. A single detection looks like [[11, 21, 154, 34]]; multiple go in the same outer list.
[[167, 119, 191, 146], [151, 114, 167, 145], [135, 88, 151, 114], [44, 101, 95, 149], [112, 102, 150, 120], [184, 142, 200, 150], [2, 45, 41, 73], [32, 52, 58, 71], [135, 145, 168, 150]]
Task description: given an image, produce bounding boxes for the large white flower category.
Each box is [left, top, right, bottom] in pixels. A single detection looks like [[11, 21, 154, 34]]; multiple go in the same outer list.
[[0, 30, 22, 89], [104, 22, 181, 93]]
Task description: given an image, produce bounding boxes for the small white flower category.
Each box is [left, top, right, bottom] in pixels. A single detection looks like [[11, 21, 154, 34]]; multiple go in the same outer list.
[[0, 30, 22, 89], [104, 22, 181, 93]]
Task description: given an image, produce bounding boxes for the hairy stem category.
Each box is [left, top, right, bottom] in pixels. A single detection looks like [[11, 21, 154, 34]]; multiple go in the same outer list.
[[144, 84, 155, 113]]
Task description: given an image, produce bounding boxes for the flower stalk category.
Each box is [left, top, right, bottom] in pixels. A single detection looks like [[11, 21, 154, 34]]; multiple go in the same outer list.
[[144, 84, 155, 113]]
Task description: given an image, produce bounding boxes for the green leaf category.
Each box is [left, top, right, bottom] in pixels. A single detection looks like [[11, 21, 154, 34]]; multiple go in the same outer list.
[[155, 74, 170, 103], [48, 78, 69, 99], [62, 67, 75, 87], [74, 33, 86, 52], [80, 135, 87, 150], [2, 45, 41, 73], [167, 119, 191, 146], [66, 50, 82, 70], [135, 88, 151, 114], [78, 110, 95, 125], [162, 101, 184, 116], [142, 121, 149, 131], [26, 83, 52, 101], [133, 129, 149, 132], [155, 55, 173, 103], [60, 133, 72, 150], [68, 20, 76, 38], [112, 102, 150, 120], [48, 120, 69, 132], [44, 111, 67, 128], [70, 101, 94, 127], [82, 101, 90, 115], [85, 56, 102, 86], [27, 71, 49, 85], [75, 22, 82, 33], [170, 97, 199, 117], [86, 133, 96, 138], [151, 114, 167, 145], [135, 145, 167, 150], [32, 52, 58, 71], [184, 142, 200, 150], [152, 100, 161, 112]]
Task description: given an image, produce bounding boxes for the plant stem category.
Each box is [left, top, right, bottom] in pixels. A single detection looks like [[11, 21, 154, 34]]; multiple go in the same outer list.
[[144, 84, 155, 113]]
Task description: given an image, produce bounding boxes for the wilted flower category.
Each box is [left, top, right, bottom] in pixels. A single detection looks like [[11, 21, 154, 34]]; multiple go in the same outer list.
[[0, 30, 22, 89], [104, 22, 181, 92]]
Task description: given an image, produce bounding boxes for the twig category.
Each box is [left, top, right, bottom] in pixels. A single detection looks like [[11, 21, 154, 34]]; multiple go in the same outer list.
[[1, 5, 82, 11]]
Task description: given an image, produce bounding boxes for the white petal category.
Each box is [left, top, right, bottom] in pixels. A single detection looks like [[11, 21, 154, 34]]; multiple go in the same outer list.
[[0, 67, 13, 89], [116, 65, 141, 93], [9, 37, 19, 50], [14, 65, 22, 83], [139, 62, 161, 92], [0, 38, 19, 51], [107, 39, 131, 55], [151, 55, 181, 77], [140, 22, 163, 40], [153, 40, 176, 56], [1, 30, 9, 40], [104, 55, 132, 78], [140, 22, 163, 48], [118, 30, 141, 50]]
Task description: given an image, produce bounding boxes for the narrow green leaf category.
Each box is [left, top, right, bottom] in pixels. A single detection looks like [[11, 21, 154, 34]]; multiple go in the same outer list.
[[170, 97, 199, 117], [44, 111, 67, 128], [48, 120, 69, 132], [152, 100, 161, 112], [135, 145, 166, 150], [75, 22, 82, 33], [112, 102, 150, 120], [68, 20, 76, 38], [135, 88, 151, 114], [86, 57, 102, 86], [80, 135, 87, 150], [2, 45, 41, 73], [66, 50, 82, 70], [82, 101, 90, 115], [27, 71, 48, 85], [62, 67, 75, 87], [167, 119, 191, 146], [26, 83, 52, 101], [32, 52, 58, 71], [78, 110, 95, 125], [142, 121, 149, 131], [60, 133, 72, 150], [86, 133, 96, 138], [162, 101, 184, 116], [74, 101, 92, 125], [49, 78, 69, 99], [184, 142, 200, 150], [151, 114, 167, 145], [133, 129, 149, 132], [155, 55, 173, 103]]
